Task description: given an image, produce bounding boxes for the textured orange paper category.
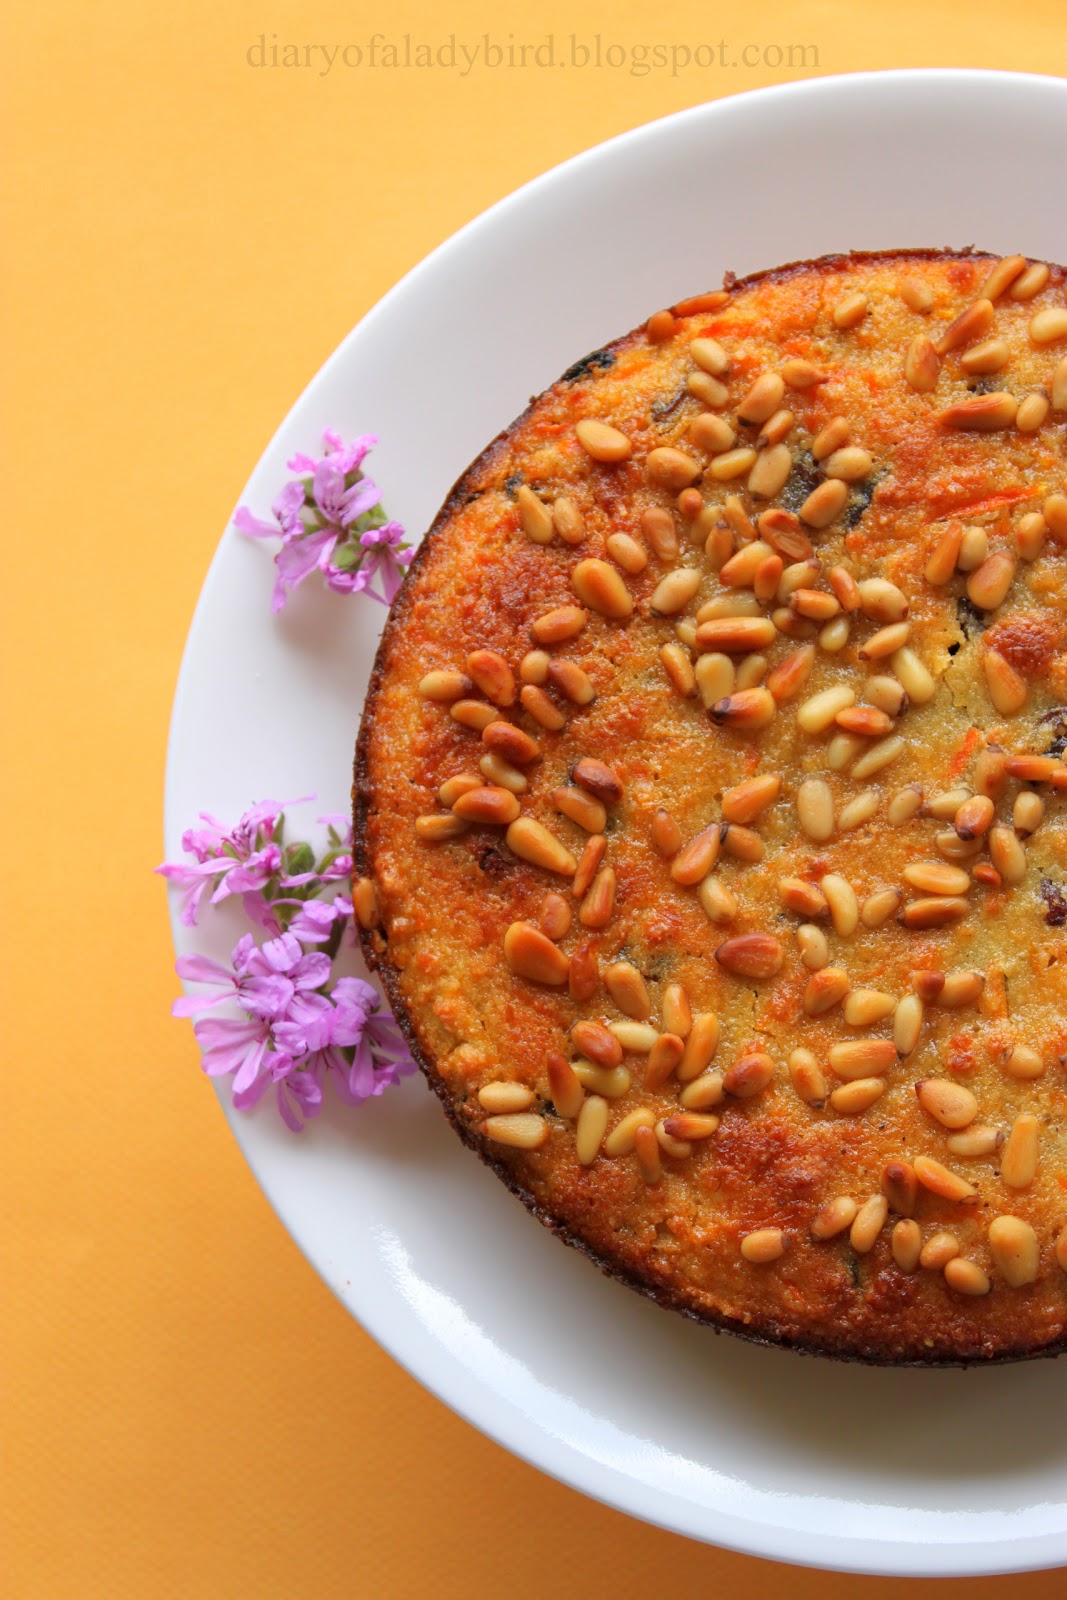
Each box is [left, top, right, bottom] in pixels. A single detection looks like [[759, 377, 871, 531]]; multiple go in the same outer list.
[[3, 2, 1066, 1595]]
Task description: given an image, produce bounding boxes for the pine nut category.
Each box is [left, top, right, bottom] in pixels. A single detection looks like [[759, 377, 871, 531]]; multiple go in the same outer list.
[[695, 652, 734, 709], [568, 940, 600, 1002], [1056, 1226, 1067, 1274], [895, 992, 927, 1056], [887, 784, 924, 825], [688, 371, 730, 408], [722, 823, 764, 863], [479, 1081, 537, 1113], [532, 606, 586, 646], [796, 924, 830, 971], [1029, 307, 1067, 345], [737, 372, 786, 425], [913, 1155, 976, 1202], [779, 878, 829, 918], [678, 1013, 721, 1081], [882, 1161, 918, 1216], [609, 1020, 659, 1054], [571, 558, 633, 618], [940, 392, 1018, 431], [987, 1215, 1039, 1285], [827, 732, 865, 771], [709, 447, 757, 482], [546, 660, 595, 706], [353, 876, 380, 930], [811, 1196, 858, 1240], [655, 1118, 693, 1159], [708, 687, 776, 731], [723, 1051, 775, 1099], [938, 970, 984, 1008], [547, 1053, 584, 1118], [484, 1112, 548, 1149], [975, 747, 1008, 798], [483, 721, 540, 766], [721, 773, 780, 825], [646, 446, 701, 491], [904, 334, 940, 392], [833, 291, 868, 330], [912, 971, 945, 1003], [829, 1039, 897, 1080], [1045, 493, 1067, 542], [438, 774, 481, 807], [1013, 791, 1045, 840], [1054, 355, 1067, 412], [740, 1228, 787, 1264], [861, 886, 903, 927], [690, 336, 730, 375], [782, 358, 827, 388], [572, 1061, 631, 1099], [920, 1230, 960, 1270], [480, 752, 528, 793], [633, 1123, 662, 1184], [747, 444, 793, 499], [604, 960, 651, 1020], [553, 786, 606, 833], [823, 446, 873, 483], [890, 647, 936, 704], [799, 479, 850, 528], [651, 567, 702, 615], [420, 668, 473, 701], [641, 507, 679, 561], [795, 777, 834, 840], [947, 1125, 1003, 1158], [851, 736, 905, 780], [934, 298, 994, 356], [980, 255, 1027, 300], [935, 831, 981, 863], [651, 807, 682, 856], [698, 876, 737, 923], [797, 684, 856, 733], [924, 521, 963, 585], [575, 418, 632, 462], [1016, 393, 1050, 435], [663, 1112, 720, 1142], [766, 644, 816, 701], [1003, 1044, 1045, 1081], [575, 1095, 609, 1163], [503, 921, 570, 985], [828, 566, 862, 611], [988, 826, 1027, 884], [791, 588, 841, 622], [859, 622, 910, 660], [757, 409, 795, 448], [690, 412, 737, 454], [514, 484, 555, 544], [812, 416, 850, 460], [900, 278, 935, 313], [945, 1257, 991, 1296], [837, 789, 880, 832], [520, 685, 566, 732], [900, 896, 969, 929], [754, 555, 784, 603], [858, 578, 909, 624], [789, 1047, 828, 1106], [604, 1107, 658, 1158], [903, 861, 970, 896], [916, 1079, 977, 1129], [578, 867, 616, 929], [844, 988, 895, 1027], [804, 967, 850, 1016], [415, 812, 470, 842], [952, 794, 993, 840], [660, 983, 692, 1039], [661, 643, 697, 696], [552, 495, 586, 544], [453, 785, 522, 825], [892, 1219, 923, 1271], [671, 824, 721, 885], [956, 525, 989, 572], [850, 1195, 888, 1253], [714, 933, 784, 979], [966, 551, 1016, 611], [540, 893, 572, 941], [821, 873, 859, 936], [450, 699, 501, 730], [961, 338, 1009, 374], [777, 559, 820, 599], [1000, 1114, 1039, 1189], [1005, 754, 1058, 782]]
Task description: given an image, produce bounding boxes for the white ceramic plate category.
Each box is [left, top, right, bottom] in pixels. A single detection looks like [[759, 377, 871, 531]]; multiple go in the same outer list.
[[166, 70, 1067, 1576]]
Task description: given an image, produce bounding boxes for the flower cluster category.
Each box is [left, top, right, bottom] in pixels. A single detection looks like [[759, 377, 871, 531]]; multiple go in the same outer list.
[[234, 429, 412, 613], [158, 800, 415, 1130]]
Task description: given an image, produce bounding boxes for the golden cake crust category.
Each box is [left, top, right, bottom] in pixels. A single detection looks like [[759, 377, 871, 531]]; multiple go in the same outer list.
[[354, 249, 1067, 1364]]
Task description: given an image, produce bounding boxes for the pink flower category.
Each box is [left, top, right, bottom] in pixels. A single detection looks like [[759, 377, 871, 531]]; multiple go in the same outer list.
[[157, 798, 310, 927], [287, 428, 377, 477]]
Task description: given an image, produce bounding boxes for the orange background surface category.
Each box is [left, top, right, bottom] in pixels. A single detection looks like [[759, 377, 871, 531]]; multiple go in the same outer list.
[[4, 2, 1067, 1595]]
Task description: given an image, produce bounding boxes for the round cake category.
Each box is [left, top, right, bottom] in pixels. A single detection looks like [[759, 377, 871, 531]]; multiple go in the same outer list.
[[353, 249, 1067, 1364]]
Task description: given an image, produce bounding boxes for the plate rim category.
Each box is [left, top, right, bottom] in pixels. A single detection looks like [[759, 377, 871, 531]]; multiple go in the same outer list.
[[164, 67, 1067, 1578]]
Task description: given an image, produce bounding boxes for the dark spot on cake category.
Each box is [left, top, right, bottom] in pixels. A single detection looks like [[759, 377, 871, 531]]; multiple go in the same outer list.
[[562, 348, 615, 383], [469, 838, 510, 880], [502, 473, 523, 499], [651, 385, 687, 424], [966, 374, 1000, 395], [1040, 878, 1067, 926], [1038, 706, 1067, 757], [956, 594, 985, 637], [777, 452, 821, 514], [846, 472, 882, 530], [947, 641, 960, 656]]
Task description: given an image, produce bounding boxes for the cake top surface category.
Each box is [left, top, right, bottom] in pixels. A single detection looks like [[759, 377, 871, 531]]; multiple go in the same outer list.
[[356, 250, 1067, 1362]]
